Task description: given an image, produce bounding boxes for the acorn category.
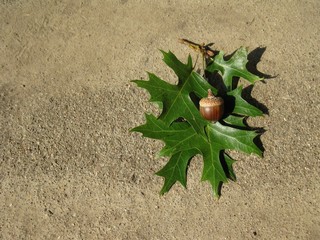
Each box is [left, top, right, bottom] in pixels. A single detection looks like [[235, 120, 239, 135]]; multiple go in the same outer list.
[[199, 89, 224, 122]]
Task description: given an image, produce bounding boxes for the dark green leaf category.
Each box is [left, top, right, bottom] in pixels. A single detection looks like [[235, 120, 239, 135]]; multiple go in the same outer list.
[[206, 47, 263, 90], [208, 123, 262, 157], [132, 49, 264, 198], [132, 51, 218, 134], [223, 115, 246, 127], [156, 149, 199, 195], [228, 86, 263, 117], [132, 113, 260, 198]]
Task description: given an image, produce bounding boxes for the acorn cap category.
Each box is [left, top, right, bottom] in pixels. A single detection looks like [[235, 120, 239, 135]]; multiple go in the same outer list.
[[199, 89, 224, 106]]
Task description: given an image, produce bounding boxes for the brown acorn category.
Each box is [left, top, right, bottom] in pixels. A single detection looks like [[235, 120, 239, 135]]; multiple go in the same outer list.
[[199, 89, 224, 122]]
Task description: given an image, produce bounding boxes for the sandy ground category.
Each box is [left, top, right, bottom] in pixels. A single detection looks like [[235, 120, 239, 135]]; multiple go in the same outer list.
[[0, 0, 319, 239]]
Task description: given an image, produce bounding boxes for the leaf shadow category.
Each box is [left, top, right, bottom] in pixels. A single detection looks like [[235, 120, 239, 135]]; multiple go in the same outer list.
[[207, 71, 227, 94], [247, 47, 277, 80], [242, 85, 269, 115], [253, 131, 266, 155], [218, 151, 236, 197], [223, 94, 236, 116], [220, 152, 236, 181], [224, 46, 278, 82], [189, 92, 200, 109]]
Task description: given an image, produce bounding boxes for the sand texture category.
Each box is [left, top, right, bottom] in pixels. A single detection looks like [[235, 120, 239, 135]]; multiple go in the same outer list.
[[0, 1, 319, 239]]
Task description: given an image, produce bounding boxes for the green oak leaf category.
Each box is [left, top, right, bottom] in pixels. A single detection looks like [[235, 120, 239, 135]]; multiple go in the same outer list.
[[206, 47, 263, 90], [227, 86, 263, 117], [156, 150, 199, 195], [131, 49, 264, 198], [132, 51, 217, 134], [132, 114, 261, 198], [223, 115, 246, 127]]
